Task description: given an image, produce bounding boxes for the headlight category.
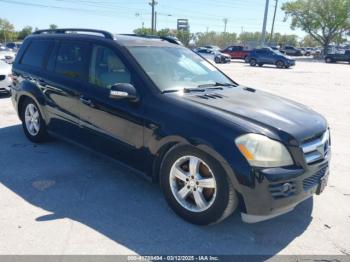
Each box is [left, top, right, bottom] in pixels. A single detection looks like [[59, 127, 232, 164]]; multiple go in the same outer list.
[[235, 134, 293, 167]]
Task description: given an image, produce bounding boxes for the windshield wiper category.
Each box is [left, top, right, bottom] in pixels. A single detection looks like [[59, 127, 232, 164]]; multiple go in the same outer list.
[[197, 82, 237, 88], [161, 87, 206, 94]]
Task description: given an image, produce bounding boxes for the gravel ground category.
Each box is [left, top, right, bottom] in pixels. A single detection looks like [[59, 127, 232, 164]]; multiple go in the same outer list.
[[0, 59, 349, 257]]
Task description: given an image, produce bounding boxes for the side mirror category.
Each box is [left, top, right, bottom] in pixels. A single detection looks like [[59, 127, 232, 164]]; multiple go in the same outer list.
[[110, 83, 139, 102]]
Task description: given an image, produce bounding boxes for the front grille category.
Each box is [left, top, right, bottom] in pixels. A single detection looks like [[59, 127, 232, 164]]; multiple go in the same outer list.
[[0, 75, 5, 81], [301, 130, 330, 164], [269, 181, 297, 199], [303, 166, 328, 191]]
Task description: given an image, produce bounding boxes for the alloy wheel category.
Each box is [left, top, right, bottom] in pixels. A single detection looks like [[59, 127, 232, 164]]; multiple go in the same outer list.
[[169, 155, 217, 212], [24, 103, 40, 136]]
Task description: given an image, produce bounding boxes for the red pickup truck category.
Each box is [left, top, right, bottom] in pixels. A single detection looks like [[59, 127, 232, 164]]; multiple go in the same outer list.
[[221, 45, 251, 61]]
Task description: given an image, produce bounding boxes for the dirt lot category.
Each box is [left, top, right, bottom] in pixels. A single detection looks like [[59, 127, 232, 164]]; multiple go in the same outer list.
[[0, 59, 349, 256]]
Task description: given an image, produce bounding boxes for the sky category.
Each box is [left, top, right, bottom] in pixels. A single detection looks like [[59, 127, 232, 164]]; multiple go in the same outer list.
[[0, 0, 304, 38]]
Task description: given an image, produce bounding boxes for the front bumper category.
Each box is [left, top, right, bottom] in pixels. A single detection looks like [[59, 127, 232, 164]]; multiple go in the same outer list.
[[0, 77, 12, 93], [238, 155, 330, 223]]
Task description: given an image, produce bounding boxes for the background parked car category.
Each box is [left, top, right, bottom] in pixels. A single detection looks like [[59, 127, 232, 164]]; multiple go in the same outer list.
[[325, 50, 350, 64], [282, 45, 303, 56], [246, 48, 295, 68], [0, 50, 16, 64], [194, 47, 231, 64], [221, 45, 251, 62], [203, 45, 221, 51], [5, 42, 22, 52], [0, 60, 12, 94]]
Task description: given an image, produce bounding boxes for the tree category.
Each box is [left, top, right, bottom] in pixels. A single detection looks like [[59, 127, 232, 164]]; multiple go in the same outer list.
[[300, 35, 319, 47], [282, 0, 350, 49], [176, 30, 192, 46], [133, 27, 153, 35], [0, 18, 16, 42], [49, 24, 58, 30], [195, 32, 237, 48], [18, 26, 33, 40]]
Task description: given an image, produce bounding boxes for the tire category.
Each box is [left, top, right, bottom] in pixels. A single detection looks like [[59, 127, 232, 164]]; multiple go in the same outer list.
[[214, 57, 221, 64], [250, 59, 257, 66], [160, 145, 238, 225], [20, 97, 48, 143], [325, 57, 333, 63], [244, 56, 249, 63], [276, 60, 285, 68]]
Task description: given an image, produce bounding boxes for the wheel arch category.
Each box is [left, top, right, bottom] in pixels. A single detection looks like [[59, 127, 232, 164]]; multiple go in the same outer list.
[[152, 138, 242, 194], [16, 82, 47, 122]]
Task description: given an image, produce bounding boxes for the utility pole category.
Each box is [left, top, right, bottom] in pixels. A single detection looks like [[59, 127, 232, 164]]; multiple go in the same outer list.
[[261, 0, 270, 47], [270, 0, 278, 41], [155, 11, 157, 32], [149, 0, 158, 34], [223, 18, 228, 33]]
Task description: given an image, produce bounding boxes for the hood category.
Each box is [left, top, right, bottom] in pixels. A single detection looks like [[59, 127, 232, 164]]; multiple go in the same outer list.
[[0, 61, 12, 73], [180, 86, 327, 144]]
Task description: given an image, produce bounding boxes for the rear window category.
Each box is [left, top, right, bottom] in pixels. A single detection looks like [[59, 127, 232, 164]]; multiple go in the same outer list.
[[21, 40, 53, 68]]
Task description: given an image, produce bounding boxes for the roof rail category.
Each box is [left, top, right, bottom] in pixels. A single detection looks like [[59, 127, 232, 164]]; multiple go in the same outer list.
[[119, 34, 183, 46], [33, 28, 114, 40]]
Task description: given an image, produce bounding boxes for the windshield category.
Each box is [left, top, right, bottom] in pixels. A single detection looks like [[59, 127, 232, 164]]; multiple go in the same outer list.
[[127, 46, 233, 92], [272, 49, 285, 56]]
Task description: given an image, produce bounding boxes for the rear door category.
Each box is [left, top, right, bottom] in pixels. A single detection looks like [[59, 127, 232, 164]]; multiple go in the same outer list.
[[79, 44, 145, 170], [43, 40, 90, 138]]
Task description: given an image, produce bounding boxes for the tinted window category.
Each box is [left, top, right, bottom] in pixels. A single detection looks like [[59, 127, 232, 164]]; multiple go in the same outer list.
[[54, 42, 87, 79], [89, 45, 131, 89], [21, 40, 52, 68]]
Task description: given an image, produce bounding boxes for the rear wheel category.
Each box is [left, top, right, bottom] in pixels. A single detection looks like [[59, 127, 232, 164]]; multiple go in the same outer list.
[[325, 57, 333, 63], [244, 56, 249, 63], [276, 60, 285, 68], [250, 59, 257, 66], [160, 146, 238, 225], [20, 98, 48, 143]]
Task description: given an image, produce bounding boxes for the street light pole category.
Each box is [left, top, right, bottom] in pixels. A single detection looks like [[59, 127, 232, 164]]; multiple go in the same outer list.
[[261, 0, 270, 46]]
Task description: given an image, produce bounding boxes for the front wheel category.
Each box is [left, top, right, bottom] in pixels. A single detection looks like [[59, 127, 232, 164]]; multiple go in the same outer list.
[[160, 146, 238, 225], [214, 57, 221, 64], [20, 98, 48, 143]]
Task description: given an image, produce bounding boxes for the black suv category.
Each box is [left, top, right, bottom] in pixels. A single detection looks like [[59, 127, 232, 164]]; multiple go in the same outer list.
[[11, 29, 331, 225], [325, 50, 350, 64]]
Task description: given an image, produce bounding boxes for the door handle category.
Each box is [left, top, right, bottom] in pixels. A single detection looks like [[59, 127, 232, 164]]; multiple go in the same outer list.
[[80, 97, 94, 107]]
